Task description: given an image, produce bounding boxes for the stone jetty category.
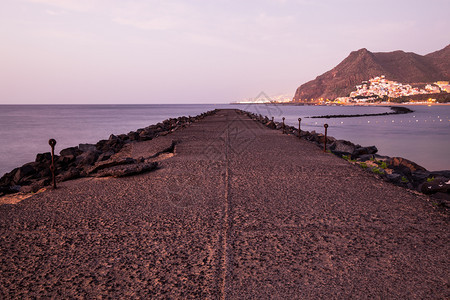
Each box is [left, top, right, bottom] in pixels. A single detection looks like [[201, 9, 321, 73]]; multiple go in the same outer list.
[[0, 109, 448, 298]]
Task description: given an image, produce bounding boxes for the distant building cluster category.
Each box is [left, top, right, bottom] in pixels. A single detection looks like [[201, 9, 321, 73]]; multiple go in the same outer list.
[[348, 76, 448, 102], [435, 81, 450, 93], [270, 94, 293, 103], [236, 93, 292, 104]]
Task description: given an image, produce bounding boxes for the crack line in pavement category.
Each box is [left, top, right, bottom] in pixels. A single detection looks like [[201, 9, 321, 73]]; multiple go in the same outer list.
[[220, 113, 232, 300]]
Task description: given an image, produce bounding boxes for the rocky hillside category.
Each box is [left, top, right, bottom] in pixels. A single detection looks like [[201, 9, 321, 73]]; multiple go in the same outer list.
[[293, 44, 450, 101]]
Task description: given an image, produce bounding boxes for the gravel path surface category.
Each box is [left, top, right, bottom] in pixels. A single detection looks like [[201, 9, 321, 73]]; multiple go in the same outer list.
[[1, 109, 448, 298]]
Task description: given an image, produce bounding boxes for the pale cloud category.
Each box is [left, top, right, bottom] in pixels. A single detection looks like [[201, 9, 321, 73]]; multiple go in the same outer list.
[[336, 20, 416, 40], [108, 1, 196, 32], [33, 28, 97, 45], [112, 17, 179, 31], [27, 0, 193, 32], [45, 9, 65, 16], [186, 33, 254, 54], [27, 0, 96, 12], [26, 0, 191, 32]]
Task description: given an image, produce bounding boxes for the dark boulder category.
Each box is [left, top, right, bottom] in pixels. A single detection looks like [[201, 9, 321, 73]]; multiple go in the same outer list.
[[155, 123, 165, 131], [386, 173, 402, 184], [35, 152, 52, 163], [36, 167, 52, 179], [76, 150, 100, 166], [96, 136, 124, 153], [98, 151, 114, 162], [60, 147, 81, 157], [331, 150, 352, 158], [352, 146, 378, 158], [420, 178, 450, 194], [306, 131, 325, 144], [13, 163, 39, 185], [57, 168, 81, 182], [299, 131, 310, 138], [117, 134, 130, 142], [0, 185, 20, 196], [357, 154, 377, 162], [79, 144, 97, 152], [0, 186, 13, 196], [307, 132, 326, 144], [411, 170, 431, 186], [0, 168, 18, 186], [58, 147, 81, 166], [266, 121, 276, 129], [108, 135, 125, 152], [317, 134, 327, 144], [326, 136, 336, 143], [57, 155, 75, 167], [329, 140, 356, 153], [388, 157, 427, 172], [127, 131, 140, 141], [95, 139, 108, 151], [392, 165, 412, 179], [139, 130, 155, 141], [430, 170, 450, 179]]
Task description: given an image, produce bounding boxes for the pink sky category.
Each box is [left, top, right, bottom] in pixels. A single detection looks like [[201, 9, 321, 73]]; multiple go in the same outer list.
[[1, 0, 449, 104]]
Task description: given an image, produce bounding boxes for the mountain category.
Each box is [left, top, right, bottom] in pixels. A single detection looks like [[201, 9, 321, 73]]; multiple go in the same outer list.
[[293, 44, 450, 101]]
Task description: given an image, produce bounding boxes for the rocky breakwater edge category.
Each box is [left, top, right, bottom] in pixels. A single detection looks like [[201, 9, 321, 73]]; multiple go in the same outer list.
[[308, 106, 413, 119], [0, 110, 219, 199], [241, 110, 450, 209]]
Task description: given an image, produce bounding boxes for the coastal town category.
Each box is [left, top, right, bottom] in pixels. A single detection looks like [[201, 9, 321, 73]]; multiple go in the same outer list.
[[338, 76, 450, 104], [236, 76, 450, 105]]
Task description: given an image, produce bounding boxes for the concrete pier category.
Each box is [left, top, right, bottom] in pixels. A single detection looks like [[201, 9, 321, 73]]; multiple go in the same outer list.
[[0, 109, 448, 298]]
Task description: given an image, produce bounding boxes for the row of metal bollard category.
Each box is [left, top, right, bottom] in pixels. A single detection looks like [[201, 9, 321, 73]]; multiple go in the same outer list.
[[278, 117, 329, 152], [48, 138, 57, 189], [47, 117, 329, 190]]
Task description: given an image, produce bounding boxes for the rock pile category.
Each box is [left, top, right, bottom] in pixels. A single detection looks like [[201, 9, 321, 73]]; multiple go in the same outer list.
[[0, 110, 218, 196], [241, 110, 450, 208]]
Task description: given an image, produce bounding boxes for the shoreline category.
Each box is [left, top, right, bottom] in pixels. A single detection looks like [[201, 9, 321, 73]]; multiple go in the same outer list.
[[232, 102, 450, 106], [364, 102, 450, 106], [1, 108, 449, 208]]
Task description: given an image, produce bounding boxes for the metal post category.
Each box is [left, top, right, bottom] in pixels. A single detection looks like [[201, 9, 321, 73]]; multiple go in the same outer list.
[[323, 124, 328, 152], [298, 118, 302, 138], [48, 139, 57, 189], [271, 117, 274, 123], [282, 117, 286, 134]]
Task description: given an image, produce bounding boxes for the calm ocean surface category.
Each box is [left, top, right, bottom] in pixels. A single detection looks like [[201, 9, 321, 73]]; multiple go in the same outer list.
[[0, 104, 449, 176]]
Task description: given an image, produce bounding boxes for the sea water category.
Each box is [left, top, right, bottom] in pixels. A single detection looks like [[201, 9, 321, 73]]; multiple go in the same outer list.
[[0, 104, 223, 176], [239, 104, 450, 171], [0, 104, 449, 176]]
